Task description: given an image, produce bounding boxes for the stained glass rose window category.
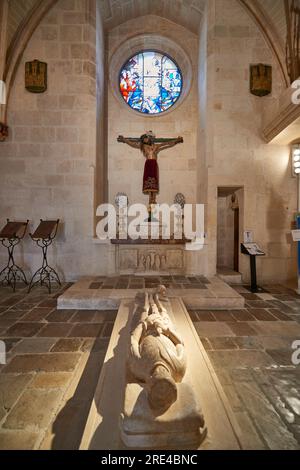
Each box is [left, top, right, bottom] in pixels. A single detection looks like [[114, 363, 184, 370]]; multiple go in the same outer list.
[[119, 51, 182, 114]]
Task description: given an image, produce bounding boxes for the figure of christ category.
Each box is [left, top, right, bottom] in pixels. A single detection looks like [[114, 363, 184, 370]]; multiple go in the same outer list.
[[128, 287, 187, 413], [117, 132, 183, 215]]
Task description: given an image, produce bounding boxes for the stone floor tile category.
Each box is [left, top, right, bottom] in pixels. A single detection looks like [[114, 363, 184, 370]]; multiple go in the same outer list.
[[38, 299, 57, 308], [0, 319, 16, 328], [187, 310, 199, 322], [209, 337, 238, 350], [4, 322, 43, 338], [207, 350, 275, 369], [235, 381, 299, 450], [2, 311, 29, 320], [29, 372, 72, 389], [246, 300, 272, 309], [223, 384, 244, 412], [241, 293, 261, 301], [234, 411, 267, 450], [71, 311, 96, 323], [3, 388, 63, 431], [0, 338, 21, 352], [68, 323, 103, 338], [230, 310, 256, 322], [269, 301, 295, 314], [227, 322, 258, 337], [80, 338, 109, 352], [22, 308, 53, 322], [92, 310, 118, 323], [46, 309, 77, 323], [0, 296, 23, 307], [101, 322, 114, 338], [38, 323, 73, 337], [251, 321, 300, 337], [211, 310, 237, 322], [249, 309, 277, 321], [256, 293, 275, 301], [199, 337, 211, 351], [258, 336, 296, 350], [2, 353, 81, 373], [12, 338, 57, 354], [265, 349, 295, 366], [194, 321, 235, 337], [194, 311, 216, 322], [0, 430, 38, 449], [234, 336, 262, 350], [0, 374, 33, 421], [51, 338, 82, 352], [89, 283, 102, 290], [268, 309, 293, 322], [230, 369, 254, 383]]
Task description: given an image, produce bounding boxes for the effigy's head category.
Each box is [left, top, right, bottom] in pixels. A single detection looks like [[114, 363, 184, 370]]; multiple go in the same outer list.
[[157, 285, 167, 297], [140, 131, 155, 147], [148, 365, 177, 413]]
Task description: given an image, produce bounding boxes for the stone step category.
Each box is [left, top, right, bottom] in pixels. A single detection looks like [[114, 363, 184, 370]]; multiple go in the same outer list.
[[57, 276, 245, 311], [218, 268, 243, 285]]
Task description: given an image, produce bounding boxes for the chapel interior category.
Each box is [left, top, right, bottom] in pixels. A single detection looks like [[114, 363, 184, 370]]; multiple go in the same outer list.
[[0, 0, 300, 451]]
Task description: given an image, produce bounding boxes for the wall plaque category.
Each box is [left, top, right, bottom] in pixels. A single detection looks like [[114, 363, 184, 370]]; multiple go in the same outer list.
[[250, 64, 272, 97], [25, 60, 47, 93]]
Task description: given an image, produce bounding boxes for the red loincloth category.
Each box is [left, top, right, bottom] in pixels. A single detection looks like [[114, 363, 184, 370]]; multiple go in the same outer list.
[[143, 159, 159, 194]]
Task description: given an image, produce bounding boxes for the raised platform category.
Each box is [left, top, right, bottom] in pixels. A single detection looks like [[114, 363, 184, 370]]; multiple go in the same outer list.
[[217, 267, 243, 285], [58, 276, 244, 310], [79, 298, 242, 450]]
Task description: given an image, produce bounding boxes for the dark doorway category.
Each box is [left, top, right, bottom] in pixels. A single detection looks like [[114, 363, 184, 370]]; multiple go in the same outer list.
[[217, 187, 242, 275]]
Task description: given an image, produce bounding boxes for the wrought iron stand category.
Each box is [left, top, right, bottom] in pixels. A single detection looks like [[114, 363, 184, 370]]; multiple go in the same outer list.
[[28, 220, 61, 294], [0, 220, 29, 292]]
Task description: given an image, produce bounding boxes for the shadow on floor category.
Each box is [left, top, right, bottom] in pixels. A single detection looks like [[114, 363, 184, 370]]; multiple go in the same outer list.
[[50, 339, 108, 450]]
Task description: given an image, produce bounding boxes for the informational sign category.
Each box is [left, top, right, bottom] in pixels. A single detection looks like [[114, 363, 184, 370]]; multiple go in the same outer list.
[[242, 243, 265, 256], [292, 230, 300, 242], [244, 230, 254, 243]]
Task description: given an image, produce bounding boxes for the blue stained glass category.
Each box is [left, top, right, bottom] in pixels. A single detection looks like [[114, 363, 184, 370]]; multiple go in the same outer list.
[[120, 51, 182, 114]]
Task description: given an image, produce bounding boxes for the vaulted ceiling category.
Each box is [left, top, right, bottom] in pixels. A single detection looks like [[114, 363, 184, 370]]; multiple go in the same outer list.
[[257, 0, 287, 49], [7, 0, 37, 46], [4, 0, 294, 87], [99, 0, 206, 34], [6, 0, 290, 44]]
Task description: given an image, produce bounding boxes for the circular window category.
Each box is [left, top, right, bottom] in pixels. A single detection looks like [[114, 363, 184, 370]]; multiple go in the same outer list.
[[119, 51, 183, 115]]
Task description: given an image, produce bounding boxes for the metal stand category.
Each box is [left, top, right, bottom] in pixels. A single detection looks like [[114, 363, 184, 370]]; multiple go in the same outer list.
[[241, 243, 265, 294], [28, 220, 61, 294], [249, 255, 258, 293], [0, 220, 29, 292]]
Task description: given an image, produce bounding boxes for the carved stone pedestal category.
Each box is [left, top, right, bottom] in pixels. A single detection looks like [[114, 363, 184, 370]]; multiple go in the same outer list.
[[114, 243, 186, 275], [120, 382, 206, 449]]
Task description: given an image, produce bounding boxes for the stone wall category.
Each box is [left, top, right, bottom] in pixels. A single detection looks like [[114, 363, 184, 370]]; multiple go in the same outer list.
[[201, 0, 297, 283], [0, 0, 297, 283], [107, 15, 199, 209], [0, 0, 102, 280]]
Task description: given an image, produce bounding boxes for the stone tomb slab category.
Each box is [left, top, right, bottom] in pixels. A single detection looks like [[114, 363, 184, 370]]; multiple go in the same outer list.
[[79, 298, 242, 450], [58, 276, 244, 311]]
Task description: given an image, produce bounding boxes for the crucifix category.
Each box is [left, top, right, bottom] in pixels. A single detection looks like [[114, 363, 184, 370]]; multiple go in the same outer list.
[[117, 131, 183, 220]]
